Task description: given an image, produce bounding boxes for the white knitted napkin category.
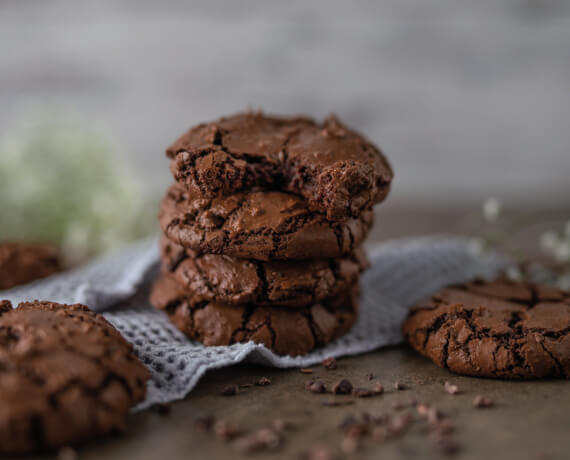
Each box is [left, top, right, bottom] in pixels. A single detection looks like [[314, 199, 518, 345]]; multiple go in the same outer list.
[[1, 236, 505, 409]]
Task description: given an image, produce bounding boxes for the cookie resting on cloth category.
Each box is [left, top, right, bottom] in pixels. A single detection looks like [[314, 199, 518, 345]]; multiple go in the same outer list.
[[150, 275, 359, 356], [160, 237, 368, 308], [402, 277, 570, 379], [0, 300, 150, 454], [166, 111, 393, 222], [0, 242, 60, 290], [159, 183, 373, 261]]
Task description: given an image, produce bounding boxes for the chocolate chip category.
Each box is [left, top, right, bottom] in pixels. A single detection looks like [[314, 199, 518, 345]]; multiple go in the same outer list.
[[444, 381, 459, 395], [373, 382, 384, 394], [332, 379, 353, 394], [321, 357, 337, 370], [256, 377, 271, 386], [220, 384, 239, 396], [352, 387, 374, 398], [393, 381, 407, 391], [306, 380, 327, 393], [300, 368, 313, 374], [473, 395, 494, 408]]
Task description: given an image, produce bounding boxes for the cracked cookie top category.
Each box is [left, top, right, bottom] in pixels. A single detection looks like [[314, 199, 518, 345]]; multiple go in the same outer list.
[[159, 183, 373, 261], [0, 242, 60, 290], [166, 112, 393, 222], [402, 277, 570, 379], [0, 300, 150, 453], [160, 237, 368, 308], [150, 275, 359, 357]]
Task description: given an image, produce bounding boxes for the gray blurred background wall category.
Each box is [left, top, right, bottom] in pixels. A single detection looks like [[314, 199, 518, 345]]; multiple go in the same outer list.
[[2, 0, 569, 209]]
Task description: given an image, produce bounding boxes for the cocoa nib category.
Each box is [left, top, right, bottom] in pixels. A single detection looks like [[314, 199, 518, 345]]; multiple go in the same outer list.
[[220, 384, 239, 396], [322, 357, 337, 370]]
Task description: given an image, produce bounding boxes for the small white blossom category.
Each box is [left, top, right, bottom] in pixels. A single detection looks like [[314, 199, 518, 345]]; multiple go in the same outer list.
[[482, 198, 502, 222], [539, 231, 559, 253], [506, 266, 523, 281], [467, 238, 485, 256]]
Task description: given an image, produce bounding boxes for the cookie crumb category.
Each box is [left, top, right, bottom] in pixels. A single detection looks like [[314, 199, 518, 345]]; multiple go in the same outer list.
[[473, 395, 494, 408], [220, 384, 239, 396], [322, 357, 337, 370], [306, 380, 327, 394], [332, 379, 353, 394], [444, 381, 459, 395], [233, 427, 280, 453], [256, 376, 271, 386]]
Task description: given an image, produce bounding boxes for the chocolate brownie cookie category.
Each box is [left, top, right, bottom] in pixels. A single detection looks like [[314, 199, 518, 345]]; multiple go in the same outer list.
[[0, 300, 150, 453], [166, 112, 393, 222], [402, 277, 570, 379], [0, 242, 60, 290], [160, 184, 373, 261], [150, 275, 359, 356], [160, 237, 368, 308]]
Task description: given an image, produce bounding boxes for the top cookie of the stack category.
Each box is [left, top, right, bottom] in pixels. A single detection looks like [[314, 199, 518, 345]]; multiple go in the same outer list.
[[166, 112, 393, 222]]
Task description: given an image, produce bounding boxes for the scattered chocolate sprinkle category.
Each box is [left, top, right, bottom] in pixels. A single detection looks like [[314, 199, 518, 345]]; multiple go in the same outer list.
[[444, 381, 459, 395], [393, 381, 407, 391], [213, 420, 243, 441], [256, 376, 272, 386], [220, 384, 239, 396], [352, 387, 374, 398], [300, 368, 313, 374], [322, 357, 338, 370], [473, 395, 494, 408], [373, 382, 384, 394], [306, 380, 327, 393], [332, 379, 353, 394]]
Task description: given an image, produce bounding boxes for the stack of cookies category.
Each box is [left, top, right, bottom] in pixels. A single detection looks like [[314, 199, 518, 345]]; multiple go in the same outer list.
[[151, 112, 393, 356]]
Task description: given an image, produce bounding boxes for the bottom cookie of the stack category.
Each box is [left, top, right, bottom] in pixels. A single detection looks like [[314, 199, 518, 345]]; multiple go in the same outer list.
[[150, 275, 359, 356]]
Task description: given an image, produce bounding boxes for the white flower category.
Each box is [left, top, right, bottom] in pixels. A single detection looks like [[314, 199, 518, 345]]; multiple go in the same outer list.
[[506, 266, 523, 281], [482, 198, 502, 222], [467, 238, 485, 256], [539, 231, 559, 253]]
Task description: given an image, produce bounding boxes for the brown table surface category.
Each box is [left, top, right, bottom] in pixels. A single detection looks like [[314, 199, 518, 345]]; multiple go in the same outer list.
[[32, 206, 570, 460]]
